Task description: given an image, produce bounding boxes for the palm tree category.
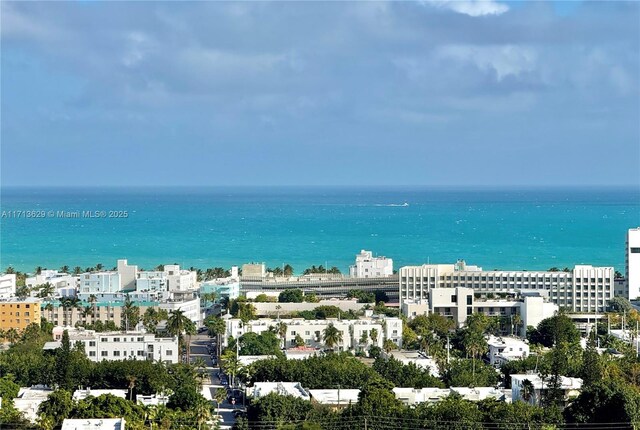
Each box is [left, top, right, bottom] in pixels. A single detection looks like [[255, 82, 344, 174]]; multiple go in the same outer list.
[[95, 263, 103, 271], [275, 321, 287, 349], [193, 396, 212, 430], [36, 283, 55, 299], [370, 328, 379, 346], [59, 265, 70, 274], [359, 331, 369, 352], [167, 309, 194, 362], [512, 314, 523, 337], [323, 323, 343, 351], [5, 328, 19, 344], [214, 388, 227, 417], [81, 306, 94, 324], [73, 266, 82, 275], [35, 266, 43, 275]]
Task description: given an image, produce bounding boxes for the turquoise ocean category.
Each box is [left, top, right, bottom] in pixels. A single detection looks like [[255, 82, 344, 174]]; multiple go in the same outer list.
[[0, 187, 638, 273]]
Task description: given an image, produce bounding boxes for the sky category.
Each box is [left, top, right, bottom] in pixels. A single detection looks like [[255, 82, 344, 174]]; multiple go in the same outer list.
[[1, 1, 639, 187]]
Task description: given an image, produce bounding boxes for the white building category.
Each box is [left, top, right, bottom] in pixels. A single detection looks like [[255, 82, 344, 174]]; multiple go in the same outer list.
[[62, 419, 125, 430], [400, 262, 613, 313], [73, 389, 127, 401], [401, 288, 558, 336], [0, 274, 16, 299], [249, 382, 310, 400], [26, 271, 79, 297], [224, 316, 403, 351], [449, 387, 505, 402], [393, 387, 504, 405], [393, 387, 451, 405], [383, 350, 440, 377], [487, 335, 529, 367], [46, 327, 179, 363], [627, 227, 640, 301], [159, 297, 201, 325], [309, 389, 361, 408], [79, 272, 121, 296], [349, 250, 393, 278], [511, 374, 583, 406], [163, 265, 198, 292], [13, 386, 53, 423]]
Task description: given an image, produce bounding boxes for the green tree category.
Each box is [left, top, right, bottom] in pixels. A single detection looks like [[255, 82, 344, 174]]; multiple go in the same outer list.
[[581, 331, 603, 387], [564, 380, 640, 424], [275, 321, 288, 348], [444, 359, 498, 388], [528, 315, 580, 347], [278, 289, 304, 303], [121, 295, 140, 331], [38, 389, 74, 427]]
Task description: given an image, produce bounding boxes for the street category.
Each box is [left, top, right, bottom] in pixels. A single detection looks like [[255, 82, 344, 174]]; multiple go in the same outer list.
[[189, 334, 238, 429]]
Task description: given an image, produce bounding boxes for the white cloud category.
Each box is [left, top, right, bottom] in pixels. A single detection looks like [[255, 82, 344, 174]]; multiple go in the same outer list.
[[424, 0, 509, 17], [437, 45, 538, 80]]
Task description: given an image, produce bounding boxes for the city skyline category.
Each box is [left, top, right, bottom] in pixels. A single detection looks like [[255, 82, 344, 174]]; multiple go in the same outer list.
[[2, 1, 638, 187]]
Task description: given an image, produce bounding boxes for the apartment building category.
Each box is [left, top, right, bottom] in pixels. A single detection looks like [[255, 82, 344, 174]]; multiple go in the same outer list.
[[224, 316, 403, 351], [0, 298, 42, 331], [511, 374, 583, 406], [41, 300, 157, 329], [399, 261, 613, 312], [0, 274, 16, 299], [79, 272, 121, 295], [402, 287, 558, 335], [627, 227, 640, 301], [349, 250, 394, 278], [26, 270, 79, 294], [47, 326, 178, 363]]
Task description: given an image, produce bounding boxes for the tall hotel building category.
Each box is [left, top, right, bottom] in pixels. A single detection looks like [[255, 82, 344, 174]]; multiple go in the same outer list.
[[628, 227, 640, 301], [399, 261, 613, 313]]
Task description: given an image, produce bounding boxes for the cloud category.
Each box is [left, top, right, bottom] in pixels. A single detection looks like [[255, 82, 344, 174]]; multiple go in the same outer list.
[[436, 45, 538, 81], [424, 0, 509, 17]]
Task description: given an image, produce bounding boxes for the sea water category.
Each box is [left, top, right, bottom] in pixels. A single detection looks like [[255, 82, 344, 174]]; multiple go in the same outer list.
[[1, 186, 638, 273]]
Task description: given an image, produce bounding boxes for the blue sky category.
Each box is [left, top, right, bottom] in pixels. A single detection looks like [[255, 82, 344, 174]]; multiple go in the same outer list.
[[1, 1, 638, 187]]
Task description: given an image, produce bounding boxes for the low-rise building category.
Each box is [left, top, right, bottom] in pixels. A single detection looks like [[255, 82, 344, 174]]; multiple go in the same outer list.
[[401, 288, 558, 336], [309, 389, 361, 409], [383, 350, 440, 377], [251, 299, 366, 317], [200, 278, 240, 302], [0, 297, 42, 331], [224, 315, 403, 351], [41, 299, 157, 329], [487, 336, 529, 367], [393, 387, 451, 405], [62, 418, 125, 430], [450, 387, 505, 402], [45, 327, 179, 363], [511, 374, 583, 406], [73, 389, 127, 401], [249, 382, 310, 400], [393, 387, 504, 406], [13, 386, 53, 422]]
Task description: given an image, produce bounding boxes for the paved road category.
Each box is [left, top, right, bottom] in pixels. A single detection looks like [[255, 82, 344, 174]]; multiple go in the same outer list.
[[190, 334, 237, 429]]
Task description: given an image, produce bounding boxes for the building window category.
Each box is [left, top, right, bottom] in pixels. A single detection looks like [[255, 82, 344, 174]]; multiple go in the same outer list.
[[451, 295, 457, 303], [89, 351, 96, 357], [101, 351, 108, 357], [89, 341, 96, 347], [166, 350, 172, 355], [631, 248, 640, 253], [467, 296, 472, 305], [113, 351, 120, 356]]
